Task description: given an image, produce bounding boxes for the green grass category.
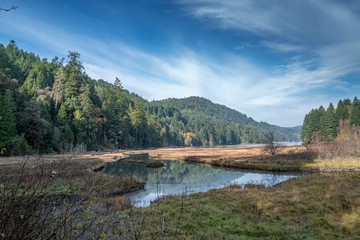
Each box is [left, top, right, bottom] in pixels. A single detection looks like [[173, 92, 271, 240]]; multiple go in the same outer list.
[[108, 173, 360, 239]]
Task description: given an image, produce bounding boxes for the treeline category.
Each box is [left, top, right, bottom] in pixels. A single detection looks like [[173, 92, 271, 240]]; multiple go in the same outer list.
[[0, 41, 163, 155], [0, 41, 300, 155], [301, 97, 360, 143]]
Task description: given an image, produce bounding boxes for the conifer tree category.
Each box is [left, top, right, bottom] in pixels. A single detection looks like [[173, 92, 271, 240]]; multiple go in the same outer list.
[[52, 68, 64, 108], [17, 100, 53, 152], [73, 85, 97, 149], [350, 97, 360, 126], [0, 90, 18, 151], [130, 101, 148, 148], [20, 63, 52, 97], [336, 100, 349, 121], [320, 103, 337, 141], [102, 86, 131, 148], [62, 51, 83, 114]]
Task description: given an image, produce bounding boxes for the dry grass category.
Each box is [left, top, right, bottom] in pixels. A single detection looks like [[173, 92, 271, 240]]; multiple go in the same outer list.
[[129, 145, 315, 172], [146, 145, 305, 161], [2, 144, 358, 173], [306, 158, 360, 172], [0, 146, 311, 173]]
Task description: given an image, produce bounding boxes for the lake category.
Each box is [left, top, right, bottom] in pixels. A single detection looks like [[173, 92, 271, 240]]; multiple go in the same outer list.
[[104, 160, 301, 207]]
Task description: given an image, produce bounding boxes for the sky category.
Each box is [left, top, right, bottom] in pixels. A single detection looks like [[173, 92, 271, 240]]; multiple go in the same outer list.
[[1, 0, 360, 127]]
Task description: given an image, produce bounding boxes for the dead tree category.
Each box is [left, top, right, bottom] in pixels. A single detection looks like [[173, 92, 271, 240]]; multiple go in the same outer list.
[[0, 5, 17, 11], [262, 131, 284, 156]]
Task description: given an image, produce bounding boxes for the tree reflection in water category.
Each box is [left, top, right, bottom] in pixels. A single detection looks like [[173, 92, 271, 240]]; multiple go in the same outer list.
[[105, 160, 301, 207]]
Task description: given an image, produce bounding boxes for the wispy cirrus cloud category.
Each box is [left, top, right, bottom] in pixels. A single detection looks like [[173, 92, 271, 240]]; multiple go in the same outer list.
[[261, 41, 305, 53], [179, 0, 360, 44], [1, 1, 360, 126], [176, 0, 360, 123]]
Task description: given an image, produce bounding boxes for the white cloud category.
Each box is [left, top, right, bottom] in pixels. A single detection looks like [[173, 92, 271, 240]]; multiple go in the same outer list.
[[1, 3, 360, 126], [262, 41, 304, 53], [180, 0, 360, 44]]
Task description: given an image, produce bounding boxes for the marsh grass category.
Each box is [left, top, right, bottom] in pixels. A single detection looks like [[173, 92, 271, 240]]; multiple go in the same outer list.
[[305, 158, 360, 171], [1, 145, 360, 239], [122, 159, 165, 168], [108, 173, 360, 239], [0, 154, 144, 239], [183, 151, 316, 172]]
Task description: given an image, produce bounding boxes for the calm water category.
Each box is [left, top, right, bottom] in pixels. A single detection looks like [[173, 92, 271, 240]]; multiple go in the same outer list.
[[105, 160, 300, 207]]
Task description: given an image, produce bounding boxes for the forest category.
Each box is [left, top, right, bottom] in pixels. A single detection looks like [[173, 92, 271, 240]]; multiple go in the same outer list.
[[301, 97, 360, 143], [0, 41, 300, 155]]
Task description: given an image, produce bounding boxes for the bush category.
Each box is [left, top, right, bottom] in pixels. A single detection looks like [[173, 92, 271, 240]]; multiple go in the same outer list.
[[0, 157, 100, 239], [262, 131, 284, 156], [0, 137, 29, 156]]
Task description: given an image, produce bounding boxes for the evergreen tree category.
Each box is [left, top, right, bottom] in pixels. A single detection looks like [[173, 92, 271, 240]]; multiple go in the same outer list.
[[146, 115, 162, 147], [0, 44, 14, 76], [57, 103, 68, 125], [350, 97, 360, 126], [301, 107, 325, 143], [17, 100, 53, 152], [114, 77, 123, 89], [52, 68, 64, 108], [73, 85, 97, 149], [130, 101, 148, 148], [3, 41, 23, 81], [336, 100, 349, 121], [62, 51, 83, 114], [302, 97, 359, 143], [0, 90, 18, 153], [343, 98, 351, 106], [320, 103, 337, 141], [20, 62, 53, 97], [102, 86, 132, 148]]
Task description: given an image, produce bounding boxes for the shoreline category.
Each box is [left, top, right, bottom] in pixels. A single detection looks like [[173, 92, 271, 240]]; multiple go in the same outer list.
[[2, 145, 359, 173], [107, 145, 360, 172]]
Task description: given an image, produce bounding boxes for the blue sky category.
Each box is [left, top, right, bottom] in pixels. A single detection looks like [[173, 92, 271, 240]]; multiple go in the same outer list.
[[1, 0, 360, 127]]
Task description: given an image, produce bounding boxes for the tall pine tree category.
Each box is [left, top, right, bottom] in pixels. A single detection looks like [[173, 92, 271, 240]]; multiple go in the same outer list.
[[320, 103, 337, 141], [130, 101, 148, 148], [0, 90, 18, 151], [350, 97, 360, 126]]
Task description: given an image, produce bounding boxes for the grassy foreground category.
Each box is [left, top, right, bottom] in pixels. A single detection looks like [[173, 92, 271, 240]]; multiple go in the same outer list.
[[114, 173, 360, 239], [0, 154, 144, 196], [0, 154, 144, 239], [1, 147, 360, 239]]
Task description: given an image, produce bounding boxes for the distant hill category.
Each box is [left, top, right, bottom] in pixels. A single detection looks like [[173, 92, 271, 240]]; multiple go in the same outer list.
[[150, 97, 301, 145]]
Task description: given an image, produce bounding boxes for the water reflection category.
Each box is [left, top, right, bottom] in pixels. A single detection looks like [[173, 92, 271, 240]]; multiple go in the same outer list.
[[105, 160, 300, 207]]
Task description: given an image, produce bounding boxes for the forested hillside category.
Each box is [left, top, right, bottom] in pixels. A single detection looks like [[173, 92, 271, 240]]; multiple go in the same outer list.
[[0, 41, 300, 155], [301, 97, 360, 143], [150, 97, 301, 146]]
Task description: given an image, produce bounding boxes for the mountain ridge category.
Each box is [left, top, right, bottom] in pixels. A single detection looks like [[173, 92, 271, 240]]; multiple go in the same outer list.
[[150, 96, 301, 144]]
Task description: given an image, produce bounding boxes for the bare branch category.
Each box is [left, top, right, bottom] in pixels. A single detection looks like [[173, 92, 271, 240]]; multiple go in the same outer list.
[[262, 131, 284, 156], [0, 5, 17, 12]]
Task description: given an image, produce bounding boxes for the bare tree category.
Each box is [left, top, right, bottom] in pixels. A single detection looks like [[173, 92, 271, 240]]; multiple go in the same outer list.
[[0, 5, 17, 11], [262, 131, 284, 156]]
